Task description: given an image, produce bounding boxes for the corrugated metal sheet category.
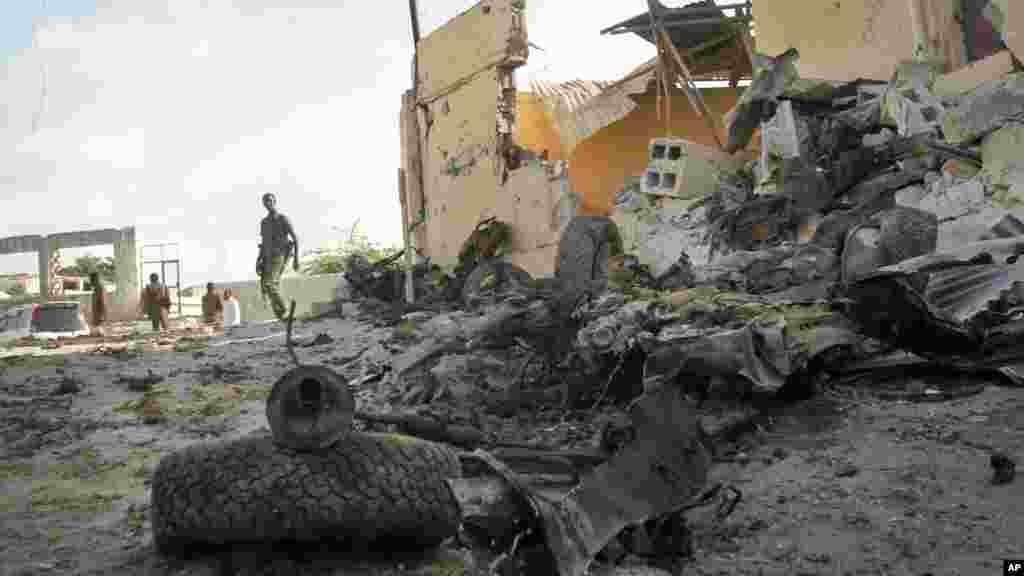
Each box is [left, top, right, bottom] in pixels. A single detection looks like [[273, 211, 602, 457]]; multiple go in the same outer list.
[[529, 68, 653, 154], [527, 54, 747, 155]]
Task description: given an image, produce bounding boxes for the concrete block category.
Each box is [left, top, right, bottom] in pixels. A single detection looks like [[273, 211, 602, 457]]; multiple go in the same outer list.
[[642, 138, 746, 200], [918, 178, 986, 220], [933, 50, 1016, 99], [940, 73, 1024, 145], [981, 123, 1024, 188]]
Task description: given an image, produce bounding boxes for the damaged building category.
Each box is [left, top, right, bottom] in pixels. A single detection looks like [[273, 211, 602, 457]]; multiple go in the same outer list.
[[398, 0, 757, 280], [400, 0, 1023, 290]]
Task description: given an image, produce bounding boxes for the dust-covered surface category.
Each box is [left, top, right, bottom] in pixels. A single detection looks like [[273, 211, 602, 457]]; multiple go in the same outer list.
[[0, 302, 1021, 576]]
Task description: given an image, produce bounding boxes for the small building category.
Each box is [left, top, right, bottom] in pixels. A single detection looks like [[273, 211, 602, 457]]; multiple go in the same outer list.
[[399, 0, 755, 278]]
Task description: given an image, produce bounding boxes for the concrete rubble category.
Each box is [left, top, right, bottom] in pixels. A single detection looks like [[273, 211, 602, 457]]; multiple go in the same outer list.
[[3, 8, 1024, 576]]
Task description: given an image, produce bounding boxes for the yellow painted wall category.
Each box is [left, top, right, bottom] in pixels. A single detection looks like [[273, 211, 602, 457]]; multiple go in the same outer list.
[[753, 0, 916, 81], [514, 93, 566, 162], [416, 0, 527, 101], [514, 85, 747, 216]]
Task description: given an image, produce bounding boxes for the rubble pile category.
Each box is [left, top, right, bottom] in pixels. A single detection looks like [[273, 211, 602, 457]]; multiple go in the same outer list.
[[353, 50, 1024, 575]]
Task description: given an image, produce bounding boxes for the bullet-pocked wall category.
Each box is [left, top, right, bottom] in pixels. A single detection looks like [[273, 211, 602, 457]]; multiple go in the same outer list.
[[514, 84, 748, 216], [409, 0, 530, 269], [751, 0, 972, 80]]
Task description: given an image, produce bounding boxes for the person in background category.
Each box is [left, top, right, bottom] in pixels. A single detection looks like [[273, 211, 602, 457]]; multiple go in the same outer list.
[[201, 282, 224, 327], [89, 272, 107, 335], [139, 273, 171, 332], [222, 288, 241, 328], [256, 192, 299, 321]]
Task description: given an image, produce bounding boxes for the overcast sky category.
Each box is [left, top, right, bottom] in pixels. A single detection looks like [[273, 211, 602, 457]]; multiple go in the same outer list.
[[0, 0, 703, 286]]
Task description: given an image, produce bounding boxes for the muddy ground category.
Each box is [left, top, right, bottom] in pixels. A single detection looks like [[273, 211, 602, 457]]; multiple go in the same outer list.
[[0, 310, 1021, 576]]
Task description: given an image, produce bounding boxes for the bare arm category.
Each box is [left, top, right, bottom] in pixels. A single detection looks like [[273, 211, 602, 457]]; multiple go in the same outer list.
[[284, 215, 299, 269]]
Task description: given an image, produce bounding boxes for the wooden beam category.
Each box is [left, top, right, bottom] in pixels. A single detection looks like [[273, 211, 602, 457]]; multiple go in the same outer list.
[[657, 26, 725, 150], [646, 0, 670, 133]]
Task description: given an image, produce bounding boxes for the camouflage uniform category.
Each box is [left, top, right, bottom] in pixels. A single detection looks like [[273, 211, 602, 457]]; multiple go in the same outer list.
[[259, 212, 295, 320]]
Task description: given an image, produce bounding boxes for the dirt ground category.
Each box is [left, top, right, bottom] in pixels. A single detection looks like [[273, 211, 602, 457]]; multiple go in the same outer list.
[[0, 312, 1021, 576]]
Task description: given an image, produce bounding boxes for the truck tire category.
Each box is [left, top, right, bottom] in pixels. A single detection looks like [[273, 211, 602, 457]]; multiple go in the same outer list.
[[150, 431, 461, 554]]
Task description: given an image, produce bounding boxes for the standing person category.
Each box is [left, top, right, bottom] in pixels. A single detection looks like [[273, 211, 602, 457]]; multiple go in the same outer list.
[[222, 288, 241, 328], [89, 272, 108, 335], [201, 282, 224, 327], [256, 193, 299, 320], [139, 273, 171, 332]]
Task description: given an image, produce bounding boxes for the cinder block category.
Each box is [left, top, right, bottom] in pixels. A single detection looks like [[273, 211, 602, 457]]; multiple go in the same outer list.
[[641, 138, 748, 200]]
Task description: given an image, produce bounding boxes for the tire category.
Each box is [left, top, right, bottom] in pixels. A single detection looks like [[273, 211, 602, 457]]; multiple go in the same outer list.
[[150, 431, 461, 554]]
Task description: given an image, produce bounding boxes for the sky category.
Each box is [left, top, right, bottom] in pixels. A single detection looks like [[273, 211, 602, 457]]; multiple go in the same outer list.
[[0, 0, 711, 286]]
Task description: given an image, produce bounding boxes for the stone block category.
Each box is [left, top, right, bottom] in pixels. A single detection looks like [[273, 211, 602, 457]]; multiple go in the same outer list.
[[940, 74, 1024, 145], [933, 50, 1015, 99]]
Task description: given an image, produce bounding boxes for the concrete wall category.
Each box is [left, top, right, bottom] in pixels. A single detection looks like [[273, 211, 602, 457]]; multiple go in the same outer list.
[[514, 85, 747, 217], [206, 273, 349, 323], [410, 0, 534, 272], [752, 0, 948, 81], [0, 227, 141, 321]]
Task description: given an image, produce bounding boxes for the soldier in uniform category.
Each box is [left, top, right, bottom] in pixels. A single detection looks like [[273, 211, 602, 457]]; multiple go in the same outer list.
[[256, 193, 299, 320], [139, 273, 172, 332]]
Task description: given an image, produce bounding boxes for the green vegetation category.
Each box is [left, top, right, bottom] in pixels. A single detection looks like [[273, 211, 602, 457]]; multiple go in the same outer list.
[[0, 461, 34, 480], [114, 382, 243, 418], [28, 447, 161, 514], [393, 319, 421, 340], [241, 383, 274, 402], [173, 336, 210, 353], [0, 354, 67, 369], [301, 220, 401, 276], [59, 253, 116, 285]]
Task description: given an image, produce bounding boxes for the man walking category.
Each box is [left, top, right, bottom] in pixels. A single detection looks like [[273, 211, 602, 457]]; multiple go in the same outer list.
[[256, 193, 299, 320], [201, 282, 224, 327], [89, 272, 107, 335], [139, 273, 172, 332]]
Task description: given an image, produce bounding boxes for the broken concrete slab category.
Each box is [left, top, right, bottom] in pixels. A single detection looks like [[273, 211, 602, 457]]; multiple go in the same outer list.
[[917, 178, 987, 221], [933, 50, 1016, 99], [725, 48, 801, 153], [981, 123, 1024, 188], [895, 184, 928, 208], [612, 196, 712, 277], [881, 61, 947, 137], [940, 74, 1024, 145]]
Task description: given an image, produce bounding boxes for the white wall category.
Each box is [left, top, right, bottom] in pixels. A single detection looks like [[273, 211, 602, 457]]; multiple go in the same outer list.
[[195, 273, 349, 323]]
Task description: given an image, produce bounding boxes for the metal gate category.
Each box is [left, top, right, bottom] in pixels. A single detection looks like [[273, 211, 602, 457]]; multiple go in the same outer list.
[[141, 243, 182, 317]]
